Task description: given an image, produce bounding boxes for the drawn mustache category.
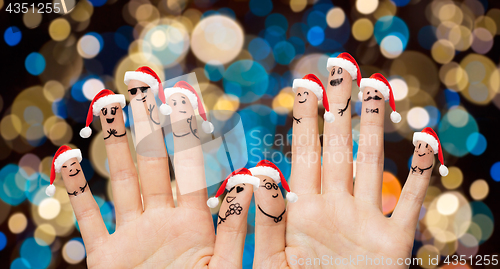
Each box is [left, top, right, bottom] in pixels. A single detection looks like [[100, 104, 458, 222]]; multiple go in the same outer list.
[[330, 78, 343, 86], [364, 95, 382, 101]]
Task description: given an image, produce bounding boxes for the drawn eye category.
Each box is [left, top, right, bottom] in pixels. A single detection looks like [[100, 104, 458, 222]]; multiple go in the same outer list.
[[418, 143, 421, 149], [338, 67, 343, 74], [128, 88, 137, 95], [182, 100, 186, 104], [297, 93, 301, 96], [111, 107, 117, 115], [425, 144, 428, 148], [173, 102, 177, 106], [264, 182, 273, 190], [140, 87, 148, 93], [101, 108, 107, 116], [304, 91, 309, 95], [331, 68, 335, 76], [375, 90, 378, 93], [367, 91, 370, 95]]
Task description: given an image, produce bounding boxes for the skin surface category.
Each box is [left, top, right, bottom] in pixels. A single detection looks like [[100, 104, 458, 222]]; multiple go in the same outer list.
[[214, 183, 254, 267], [59, 82, 242, 268], [251, 77, 435, 268]]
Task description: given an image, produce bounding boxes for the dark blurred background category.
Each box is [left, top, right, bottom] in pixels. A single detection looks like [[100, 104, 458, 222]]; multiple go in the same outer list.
[[1, 0, 499, 268]]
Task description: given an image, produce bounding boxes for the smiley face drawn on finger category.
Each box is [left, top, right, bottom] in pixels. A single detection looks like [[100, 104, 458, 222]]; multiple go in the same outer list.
[[128, 86, 150, 102], [260, 178, 279, 198], [363, 88, 383, 102], [329, 66, 345, 87], [169, 93, 200, 139], [100, 103, 127, 140], [61, 159, 88, 197], [62, 161, 81, 177], [255, 176, 285, 223], [297, 90, 309, 104], [415, 141, 434, 157]]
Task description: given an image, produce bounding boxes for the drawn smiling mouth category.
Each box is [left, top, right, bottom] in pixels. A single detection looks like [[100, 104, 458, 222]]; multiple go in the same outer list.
[[272, 194, 278, 198], [173, 132, 190, 137], [69, 169, 80, 177], [418, 153, 426, 157], [298, 99, 307, 103], [106, 118, 114, 124], [136, 96, 147, 102], [179, 111, 187, 113], [330, 78, 343, 86], [226, 196, 236, 203]]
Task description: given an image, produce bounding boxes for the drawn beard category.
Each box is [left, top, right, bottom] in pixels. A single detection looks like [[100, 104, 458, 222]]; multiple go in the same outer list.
[[330, 78, 343, 86]]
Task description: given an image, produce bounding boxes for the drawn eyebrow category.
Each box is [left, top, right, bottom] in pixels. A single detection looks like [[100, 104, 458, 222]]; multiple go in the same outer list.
[[62, 165, 67, 168], [181, 96, 186, 99], [172, 99, 176, 102], [71, 162, 76, 166], [263, 179, 267, 182]]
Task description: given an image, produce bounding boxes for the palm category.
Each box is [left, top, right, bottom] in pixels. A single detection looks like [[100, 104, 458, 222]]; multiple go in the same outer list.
[[285, 193, 414, 268], [87, 208, 215, 268]]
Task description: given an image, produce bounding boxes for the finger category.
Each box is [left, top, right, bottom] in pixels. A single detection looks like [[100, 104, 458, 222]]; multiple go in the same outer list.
[[253, 175, 286, 267], [290, 80, 321, 196], [128, 80, 173, 210], [60, 157, 108, 253], [213, 183, 253, 267], [392, 140, 434, 230], [354, 85, 385, 208], [168, 91, 208, 209], [322, 66, 354, 195], [99, 103, 142, 226]]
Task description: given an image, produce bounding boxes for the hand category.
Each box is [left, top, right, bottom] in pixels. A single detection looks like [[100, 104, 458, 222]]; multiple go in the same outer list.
[[59, 84, 238, 268], [253, 72, 432, 268]]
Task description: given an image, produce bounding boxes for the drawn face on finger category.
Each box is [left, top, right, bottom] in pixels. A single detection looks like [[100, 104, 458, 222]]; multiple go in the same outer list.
[[169, 92, 199, 139], [329, 66, 352, 87], [411, 141, 434, 175], [127, 80, 160, 125], [363, 87, 383, 102], [254, 175, 285, 223], [415, 141, 434, 157], [60, 158, 88, 197], [100, 103, 126, 140], [293, 87, 318, 120], [217, 183, 251, 225]]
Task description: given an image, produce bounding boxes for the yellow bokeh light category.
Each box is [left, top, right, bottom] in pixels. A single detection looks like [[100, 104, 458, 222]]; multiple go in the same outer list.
[[43, 80, 65, 102], [49, 19, 71, 41], [326, 7, 345, 28], [431, 39, 455, 64], [436, 193, 459, 216], [416, 244, 440, 269], [8, 212, 28, 234], [23, 8, 42, 29], [407, 107, 430, 130], [356, 0, 378, 15], [352, 18, 374, 41], [70, 0, 93, 22], [469, 179, 489, 200], [441, 166, 463, 189], [39, 198, 61, 220], [272, 87, 294, 115], [1, 114, 22, 141], [34, 224, 56, 246], [290, 0, 307, 13]]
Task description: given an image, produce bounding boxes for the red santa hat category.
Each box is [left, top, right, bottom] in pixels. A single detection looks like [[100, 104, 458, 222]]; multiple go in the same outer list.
[[46, 145, 82, 196], [326, 52, 362, 87], [207, 168, 260, 208], [249, 160, 298, 203], [124, 66, 169, 115], [413, 127, 449, 176], [359, 73, 401, 123], [80, 89, 126, 138], [292, 74, 334, 123], [163, 81, 214, 133]]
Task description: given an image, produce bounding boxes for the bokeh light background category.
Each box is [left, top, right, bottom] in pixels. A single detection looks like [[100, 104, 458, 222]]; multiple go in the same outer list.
[[1, 0, 500, 268]]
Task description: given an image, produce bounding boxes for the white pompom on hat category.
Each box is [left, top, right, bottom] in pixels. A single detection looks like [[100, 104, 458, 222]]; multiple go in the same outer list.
[[412, 127, 448, 176], [292, 74, 334, 123], [163, 81, 214, 133], [249, 160, 298, 203], [46, 145, 82, 196], [124, 66, 169, 114], [359, 73, 401, 123], [207, 168, 260, 208], [80, 89, 126, 138]]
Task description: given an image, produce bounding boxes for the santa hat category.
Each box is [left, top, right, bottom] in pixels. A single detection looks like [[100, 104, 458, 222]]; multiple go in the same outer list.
[[413, 127, 448, 176], [249, 160, 298, 203], [326, 52, 362, 87], [292, 74, 334, 123], [80, 89, 126, 138], [46, 145, 82, 196], [124, 66, 169, 115], [163, 81, 214, 133], [359, 73, 401, 123], [207, 168, 260, 208]]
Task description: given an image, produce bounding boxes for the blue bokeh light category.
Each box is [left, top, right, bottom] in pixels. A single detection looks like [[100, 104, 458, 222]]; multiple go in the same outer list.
[[0, 231, 6, 251], [392, 0, 411, 7], [4, 27, 21, 46], [25, 53, 46, 76], [374, 16, 409, 50], [490, 162, 500, 182], [20, 238, 52, 269], [248, 38, 271, 61], [273, 41, 295, 65], [89, 0, 107, 7], [307, 26, 325, 46], [223, 60, 269, 103], [249, 0, 272, 17], [418, 26, 437, 50], [466, 132, 487, 156], [265, 13, 288, 32], [204, 62, 225, 82]]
